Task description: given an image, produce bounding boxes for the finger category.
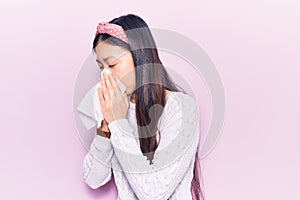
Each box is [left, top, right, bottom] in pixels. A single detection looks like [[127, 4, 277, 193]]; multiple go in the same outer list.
[[104, 74, 114, 98], [97, 84, 105, 106], [108, 74, 118, 91], [110, 75, 122, 98], [100, 78, 110, 103], [110, 76, 121, 99]]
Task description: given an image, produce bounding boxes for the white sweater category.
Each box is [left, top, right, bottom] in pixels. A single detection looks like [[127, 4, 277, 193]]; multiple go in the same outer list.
[[82, 91, 200, 200]]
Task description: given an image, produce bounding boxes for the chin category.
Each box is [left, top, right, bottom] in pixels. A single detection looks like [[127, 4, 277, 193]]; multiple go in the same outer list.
[[126, 91, 133, 96], [125, 90, 131, 96]]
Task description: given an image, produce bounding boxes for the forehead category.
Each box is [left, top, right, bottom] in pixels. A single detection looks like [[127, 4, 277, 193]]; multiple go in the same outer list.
[[95, 41, 128, 59]]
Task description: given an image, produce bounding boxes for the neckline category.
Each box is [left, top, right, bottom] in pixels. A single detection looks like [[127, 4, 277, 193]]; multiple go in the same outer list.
[[129, 92, 176, 109]]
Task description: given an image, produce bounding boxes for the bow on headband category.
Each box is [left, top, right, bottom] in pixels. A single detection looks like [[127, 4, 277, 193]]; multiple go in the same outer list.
[[95, 22, 129, 44]]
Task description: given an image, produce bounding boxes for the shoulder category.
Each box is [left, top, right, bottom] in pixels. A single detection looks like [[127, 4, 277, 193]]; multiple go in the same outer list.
[[157, 91, 200, 152], [166, 91, 199, 113], [158, 91, 199, 128]]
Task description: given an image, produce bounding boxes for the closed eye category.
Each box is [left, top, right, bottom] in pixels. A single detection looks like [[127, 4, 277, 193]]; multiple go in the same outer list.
[[99, 64, 116, 71]]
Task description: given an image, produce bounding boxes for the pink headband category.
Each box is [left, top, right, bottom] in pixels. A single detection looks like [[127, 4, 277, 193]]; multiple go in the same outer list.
[[95, 22, 129, 44]]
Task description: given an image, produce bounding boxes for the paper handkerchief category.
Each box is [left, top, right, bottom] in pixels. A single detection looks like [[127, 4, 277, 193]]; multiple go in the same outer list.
[[77, 68, 127, 130]]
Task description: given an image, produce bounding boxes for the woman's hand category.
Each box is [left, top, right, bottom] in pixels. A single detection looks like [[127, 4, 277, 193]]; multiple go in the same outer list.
[[98, 73, 129, 125]]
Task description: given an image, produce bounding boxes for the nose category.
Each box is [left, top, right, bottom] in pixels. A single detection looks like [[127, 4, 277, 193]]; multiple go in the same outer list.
[[101, 67, 111, 76], [100, 68, 118, 81]]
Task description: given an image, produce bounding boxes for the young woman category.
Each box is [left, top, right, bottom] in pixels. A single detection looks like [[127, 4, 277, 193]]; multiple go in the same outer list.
[[82, 14, 205, 200]]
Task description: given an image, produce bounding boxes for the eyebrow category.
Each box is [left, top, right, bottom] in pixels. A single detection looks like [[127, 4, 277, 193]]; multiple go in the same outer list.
[[96, 56, 115, 65]]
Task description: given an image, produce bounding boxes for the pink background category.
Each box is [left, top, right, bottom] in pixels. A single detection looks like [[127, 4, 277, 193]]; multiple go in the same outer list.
[[1, 0, 299, 199]]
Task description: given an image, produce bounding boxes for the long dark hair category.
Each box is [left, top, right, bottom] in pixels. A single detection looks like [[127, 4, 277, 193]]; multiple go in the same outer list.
[[92, 14, 205, 200]]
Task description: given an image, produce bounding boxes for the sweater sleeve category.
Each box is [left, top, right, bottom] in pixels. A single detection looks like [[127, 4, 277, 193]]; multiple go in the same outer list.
[[108, 95, 200, 200], [82, 134, 114, 189]]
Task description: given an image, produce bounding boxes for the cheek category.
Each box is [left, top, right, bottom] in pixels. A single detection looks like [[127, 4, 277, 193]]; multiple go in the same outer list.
[[125, 67, 136, 86], [118, 62, 135, 84], [120, 71, 135, 88]]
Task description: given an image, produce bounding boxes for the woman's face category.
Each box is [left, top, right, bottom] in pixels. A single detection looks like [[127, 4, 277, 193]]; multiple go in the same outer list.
[[95, 41, 136, 96]]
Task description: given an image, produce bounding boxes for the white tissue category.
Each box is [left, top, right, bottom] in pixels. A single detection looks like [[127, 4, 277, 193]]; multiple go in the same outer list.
[[99, 67, 127, 94], [77, 68, 127, 130]]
